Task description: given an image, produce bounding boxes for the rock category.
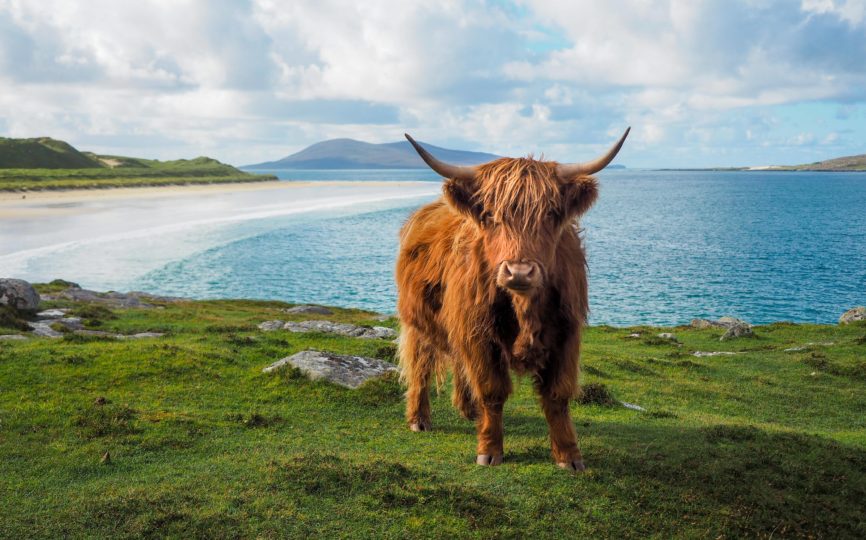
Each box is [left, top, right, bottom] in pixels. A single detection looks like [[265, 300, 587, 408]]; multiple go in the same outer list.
[[626, 333, 641, 339], [258, 320, 285, 331], [0, 278, 40, 312], [117, 332, 164, 339], [783, 342, 835, 352], [27, 321, 64, 338], [691, 317, 750, 330], [49, 288, 185, 308], [839, 307, 866, 325], [0, 334, 28, 341], [55, 317, 84, 331], [720, 323, 753, 341], [717, 316, 748, 327], [657, 333, 677, 341], [263, 350, 398, 389], [279, 320, 397, 340], [690, 318, 722, 329], [36, 308, 68, 319], [283, 305, 333, 315], [621, 402, 646, 412], [692, 351, 739, 357]]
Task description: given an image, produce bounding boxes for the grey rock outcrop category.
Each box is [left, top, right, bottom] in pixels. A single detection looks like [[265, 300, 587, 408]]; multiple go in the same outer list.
[[691, 316, 749, 330], [0, 278, 40, 312], [263, 350, 398, 388], [690, 316, 753, 341], [720, 322, 753, 341], [43, 288, 185, 308], [283, 305, 333, 315], [657, 333, 677, 341], [259, 319, 397, 340], [0, 334, 28, 341], [25, 308, 163, 340], [839, 307, 866, 325]]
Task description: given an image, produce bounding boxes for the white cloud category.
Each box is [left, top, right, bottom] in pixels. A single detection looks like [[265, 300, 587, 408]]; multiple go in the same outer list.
[[0, 0, 864, 167]]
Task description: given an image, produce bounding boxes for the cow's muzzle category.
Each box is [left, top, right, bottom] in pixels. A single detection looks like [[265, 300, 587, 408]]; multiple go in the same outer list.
[[497, 261, 541, 293]]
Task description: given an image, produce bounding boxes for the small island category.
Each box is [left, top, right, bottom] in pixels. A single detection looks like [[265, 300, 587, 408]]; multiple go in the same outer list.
[[0, 136, 276, 191]]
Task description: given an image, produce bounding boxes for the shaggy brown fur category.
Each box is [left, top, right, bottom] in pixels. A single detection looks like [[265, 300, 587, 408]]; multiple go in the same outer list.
[[396, 155, 599, 471]]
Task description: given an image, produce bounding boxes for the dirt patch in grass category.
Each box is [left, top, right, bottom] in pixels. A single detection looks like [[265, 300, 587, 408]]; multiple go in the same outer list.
[[74, 403, 139, 439], [228, 412, 282, 428], [577, 382, 617, 406]]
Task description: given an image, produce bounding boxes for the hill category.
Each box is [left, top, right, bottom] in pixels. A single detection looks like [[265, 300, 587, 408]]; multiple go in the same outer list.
[[244, 138, 500, 169], [1, 285, 864, 537], [0, 137, 275, 190], [0, 137, 103, 169], [787, 153, 866, 171]]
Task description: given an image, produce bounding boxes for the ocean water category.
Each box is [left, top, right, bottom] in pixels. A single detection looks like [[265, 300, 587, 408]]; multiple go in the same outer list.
[[2, 170, 865, 325]]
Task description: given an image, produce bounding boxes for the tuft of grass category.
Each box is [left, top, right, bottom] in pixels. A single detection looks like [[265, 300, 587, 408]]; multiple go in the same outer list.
[[69, 304, 117, 327], [354, 371, 403, 406]]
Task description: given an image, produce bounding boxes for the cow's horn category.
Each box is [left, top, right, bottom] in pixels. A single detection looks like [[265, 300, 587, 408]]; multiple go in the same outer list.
[[405, 133, 477, 182], [556, 127, 631, 178]]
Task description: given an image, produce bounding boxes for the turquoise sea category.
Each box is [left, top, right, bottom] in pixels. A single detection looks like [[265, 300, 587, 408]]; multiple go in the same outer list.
[[2, 169, 865, 325]]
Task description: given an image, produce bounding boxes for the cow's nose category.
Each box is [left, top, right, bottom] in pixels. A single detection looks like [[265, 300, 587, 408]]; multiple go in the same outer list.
[[500, 261, 541, 291]]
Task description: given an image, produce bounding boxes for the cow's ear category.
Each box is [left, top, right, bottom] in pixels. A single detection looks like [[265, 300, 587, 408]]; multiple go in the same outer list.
[[443, 178, 483, 221], [562, 176, 599, 218]]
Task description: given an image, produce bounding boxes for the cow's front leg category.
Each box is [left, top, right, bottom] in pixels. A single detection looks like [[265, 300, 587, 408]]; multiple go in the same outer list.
[[537, 350, 584, 472], [540, 395, 584, 472], [465, 347, 512, 466]]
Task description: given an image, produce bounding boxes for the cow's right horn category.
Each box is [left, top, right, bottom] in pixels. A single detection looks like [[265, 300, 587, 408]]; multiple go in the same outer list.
[[405, 133, 477, 182]]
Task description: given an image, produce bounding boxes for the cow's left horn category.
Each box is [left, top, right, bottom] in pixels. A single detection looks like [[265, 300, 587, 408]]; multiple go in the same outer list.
[[556, 127, 631, 179], [405, 133, 477, 182]]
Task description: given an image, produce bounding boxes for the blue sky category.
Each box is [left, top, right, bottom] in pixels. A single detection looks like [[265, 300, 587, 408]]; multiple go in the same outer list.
[[0, 0, 864, 168]]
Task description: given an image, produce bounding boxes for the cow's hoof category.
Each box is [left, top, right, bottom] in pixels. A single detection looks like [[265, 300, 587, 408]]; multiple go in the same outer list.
[[409, 420, 431, 432], [476, 454, 503, 466], [557, 460, 586, 473]]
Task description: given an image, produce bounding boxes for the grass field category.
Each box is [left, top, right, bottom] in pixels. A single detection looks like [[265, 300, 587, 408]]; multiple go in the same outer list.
[[1, 290, 865, 538]]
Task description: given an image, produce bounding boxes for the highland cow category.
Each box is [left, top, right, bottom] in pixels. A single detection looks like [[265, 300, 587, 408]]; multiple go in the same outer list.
[[396, 128, 629, 471]]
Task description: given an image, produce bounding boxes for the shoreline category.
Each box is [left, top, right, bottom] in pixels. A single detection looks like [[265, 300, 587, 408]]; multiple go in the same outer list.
[[0, 179, 439, 215]]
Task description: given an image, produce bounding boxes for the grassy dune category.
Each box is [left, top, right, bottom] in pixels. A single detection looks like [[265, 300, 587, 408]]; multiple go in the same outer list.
[[1, 292, 865, 538], [0, 137, 275, 190]]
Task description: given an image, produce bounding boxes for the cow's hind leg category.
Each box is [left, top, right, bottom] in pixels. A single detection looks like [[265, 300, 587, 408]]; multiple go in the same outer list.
[[400, 325, 435, 432]]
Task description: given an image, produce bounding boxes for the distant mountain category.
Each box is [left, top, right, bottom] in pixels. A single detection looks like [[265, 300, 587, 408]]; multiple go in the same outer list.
[[0, 137, 103, 169], [244, 138, 500, 169]]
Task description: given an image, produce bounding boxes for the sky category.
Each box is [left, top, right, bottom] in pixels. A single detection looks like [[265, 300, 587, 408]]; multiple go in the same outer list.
[[1, 0, 865, 168]]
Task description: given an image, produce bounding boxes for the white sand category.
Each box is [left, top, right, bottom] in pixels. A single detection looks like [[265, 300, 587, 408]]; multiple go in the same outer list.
[[0, 180, 427, 219]]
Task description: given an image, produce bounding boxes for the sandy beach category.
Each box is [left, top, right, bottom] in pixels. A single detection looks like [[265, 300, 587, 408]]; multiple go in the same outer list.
[[0, 180, 432, 219]]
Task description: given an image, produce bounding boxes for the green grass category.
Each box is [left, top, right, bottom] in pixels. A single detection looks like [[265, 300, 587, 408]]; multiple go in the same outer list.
[[1, 297, 865, 538], [0, 140, 275, 190]]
